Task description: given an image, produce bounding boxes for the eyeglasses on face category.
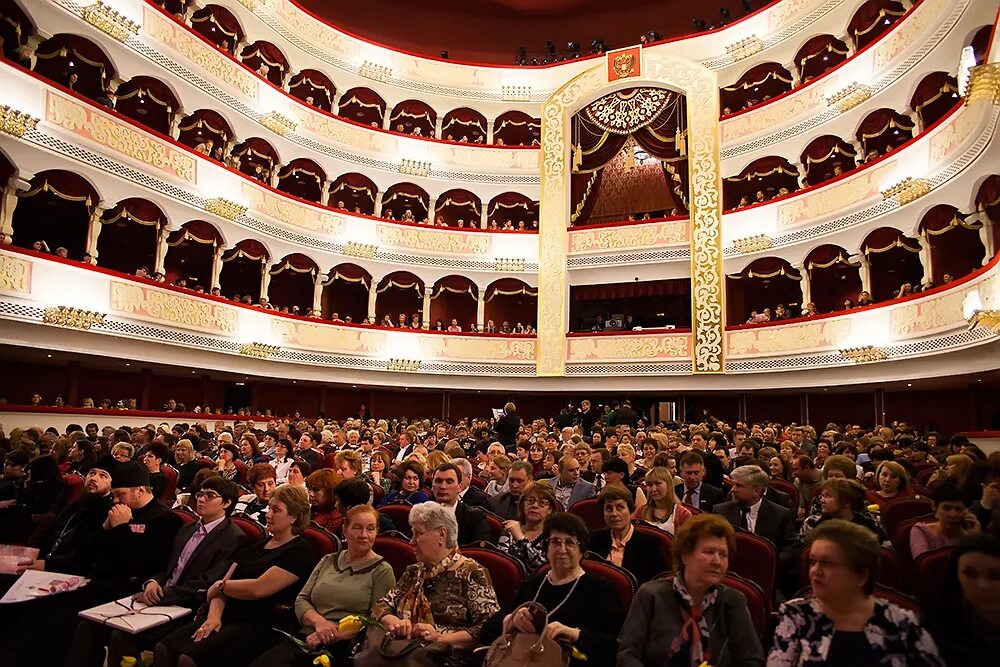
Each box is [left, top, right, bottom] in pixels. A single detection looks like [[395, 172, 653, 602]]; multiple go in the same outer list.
[[196, 491, 222, 500], [547, 538, 579, 549], [523, 497, 551, 507]]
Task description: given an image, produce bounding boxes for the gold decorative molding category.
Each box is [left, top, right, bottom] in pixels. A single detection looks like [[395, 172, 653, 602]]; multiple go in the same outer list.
[[725, 35, 763, 61], [376, 224, 491, 255], [0, 105, 39, 137], [968, 309, 1000, 334], [42, 306, 106, 330], [110, 281, 237, 333], [732, 234, 773, 254], [966, 64, 1000, 106], [204, 197, 247, 220], [494, 258, 526, 272], [386, 358, 421, 372], [839, 345, 888, 364], [826, 83, 872, 113], [0, 253, 32, 294], [344, 242, 378, 259], [235, 0, 261, 10], [260, 111, 297, 136], [398, 159, 431, 177], [359, 61, 392, 82], [502, 85, 532, 101], [82, 2, 140, 42], [239, 342, 279, 359], [881, 177, 931, 205]]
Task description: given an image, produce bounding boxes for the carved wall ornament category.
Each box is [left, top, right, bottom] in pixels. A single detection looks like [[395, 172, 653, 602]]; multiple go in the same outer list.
[[239, 342, 279, 358], [839, 345, 888, 363], [110, 281, 238, 333], [494, 258, 526, 272], [203, 197, 247, 220], [732, 234, 774, 254], [502, 85, 532, 101], [582, 88, 673, 134], [725, 35, 764, 61], [260, 111, 297, 136], [359, 61, 392, 82], [42, 306, 106, 330], [82, 1, 140, 42], [827, 83, 872, 113], [398, 159, 431, 177], [881, 177, 932, 205], [386, 358, 421, 372], [0, 105, 39, 137], [344, 242, 378, 258], [0, 253, 31, 294], [967, 63, 1000, 107]]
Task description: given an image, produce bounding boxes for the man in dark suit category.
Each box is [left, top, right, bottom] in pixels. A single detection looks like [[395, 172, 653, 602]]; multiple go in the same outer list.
[[712, 464, 794, 554], [493, 402, 521, 450], [488, 461, 531, 520], [610, 400, 640, 429], [576, 400, 598, 435], [453, 458, 489, 509], [432, 462, 489, 545], [68, 476, 245, 667], [675, 451, 725, 512]]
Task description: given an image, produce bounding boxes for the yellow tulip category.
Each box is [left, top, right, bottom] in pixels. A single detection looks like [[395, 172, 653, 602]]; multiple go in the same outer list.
[[570, 646, 588, 661], [338, 615, 364, 634], [867, 504, 881, 513], [313, 655, 330, 667], [120, 659, 138, 667]]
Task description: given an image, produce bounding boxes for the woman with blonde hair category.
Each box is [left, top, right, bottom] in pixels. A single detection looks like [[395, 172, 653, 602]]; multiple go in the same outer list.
[[173, 438, 200, 491], [424, 451, 449, 485], [866, 461, 913, 508], [635, 466, 692, 534]]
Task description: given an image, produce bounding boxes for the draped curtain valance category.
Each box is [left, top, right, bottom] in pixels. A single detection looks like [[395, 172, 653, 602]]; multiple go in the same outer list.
[[168, 220, 223, 247], [19, 170, 99, 207], [191, 5, 244, 42], [862, 228, 921, 254], [323, 263, 371, 288], [102, 198, 167, 227], [222, 239, 269, 262], [36, 34, 116, 81], [377, 273, 423, 294], [270, 254, 318, 276]]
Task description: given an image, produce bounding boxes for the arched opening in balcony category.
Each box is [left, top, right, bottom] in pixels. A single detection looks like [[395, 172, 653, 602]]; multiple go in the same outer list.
[[570, 279, 690, 332], [239, 40, 288, 86], [441, 108, 487, 143], [12, 169, 98, 260], [164, 220, 223, 288], [910, 72, 960, 130], [230, 137, 280, 183], [848, 0, 906, 51], [328, 173, 377, 215], [488, 193, 538, 230], [804, 245, 862, 314], [856, 108, 914, 163], [33, 33, 116, 101], [337, 87, 386, 127], [970, 25, 992, 66], [976, 175, 1000, 257], [485, 278, 537, 333], [918, 204, 986, 283], [114, 75, 181, 135], [321, 263, 370, 322], [570, 88, 688, 225], [219, 239, 268, 302], [176, 109, 233, 159], [0, 0, 35, 64], [190, 5, 243, 54], [276, 158, 326, 203], [861, 227, 923, 301], [794, 35, 848, 83], [800, 135, 858, 187], [388, 99, 436, 137], [727, 258, 802, 323], [430, 276, 477, 331], [493, 110, 540, 146], [268, 253, 318, 314], [433, 188, 481, 228], [96, 198, 166, 275], [724, 156, 799, 209], [720, 62, 793, 115], [375, 271, 423, 327], [381, 183, 429, 223], [288, 69, 336, 111]]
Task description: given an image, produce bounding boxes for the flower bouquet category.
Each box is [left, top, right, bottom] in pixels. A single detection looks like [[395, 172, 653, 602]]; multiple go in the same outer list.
[[274, 614, 383, 665]]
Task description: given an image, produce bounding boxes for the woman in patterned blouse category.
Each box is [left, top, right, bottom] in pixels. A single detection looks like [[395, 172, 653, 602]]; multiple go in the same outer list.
[[768, 519, 944, 666], [370, 502, 500, 667], [497, 482, 556, 573]]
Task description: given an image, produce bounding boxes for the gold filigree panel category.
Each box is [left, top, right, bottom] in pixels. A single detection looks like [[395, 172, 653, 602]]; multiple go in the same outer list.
[[295, 110, 399, 155], [767, 0, 824, 29], [46, 91, 196, 183], [776, 161, 896, 229], [241, 183, 345, 236], [929, 103, 982, 161], [873, 0, 944, 70], [273, 319, 386, 354], [0, 253, 31, 294], [568, 219, 688, 253], [891, 288, 968, 335], [727, 319, 852, 356], [376, 224, 491, 255], [144, 6, 259, 99], [109, 281, 237, 333], [722, 84, 829, 142], [540, 53, 723, 375], [418, 335, 536, 362], [567, 334, 690, 362]]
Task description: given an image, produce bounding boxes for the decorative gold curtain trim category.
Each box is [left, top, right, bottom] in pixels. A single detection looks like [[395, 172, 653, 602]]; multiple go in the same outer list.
[[799, 43, 849, 67], [496, 118, 541, 131], [222, 247, 268, 262], [569, 171, 598, 222], [431, 284, 475, 299], [178, 117, 228, 138], [745, 267, 802, 280], [662, 161, 689, 206], [723, 70, 794, 92], [18, 180, 94, 207], [376, 279, 421, 294], [921, 215, 982, 236], [36, 47, 108, 78], [486, 286, 538, 302], [808, 253, 859, 270], [442, 117, 486, 133], [863, 237, 921, 254], [859, 116, 914, 141], [322, 270, 370, 288], [168, 230, 216, 247], [329, 182, 375, 201], [726, 164, 798, 182], [276, 165, 322, 184], [435, 196, 481, 215], [116, 87, 172, 111], [232, 145, 275, 165], [270, 261, 317, 275], [102, 208, 162, 227], [805, 144, 857, 165], [854, 7, 907, 39], [289, 75, 332, 95], [340, 95, 384, 111], [644, 124, 678, 144], [913, 82, 959, 113], [389, 109, 433, 124], [382, 191, 426, 207], [978, 193, 1000, 210], [191, 13, 240, 39], [241, 46, 286, 70], [488, 200, 532, 216]]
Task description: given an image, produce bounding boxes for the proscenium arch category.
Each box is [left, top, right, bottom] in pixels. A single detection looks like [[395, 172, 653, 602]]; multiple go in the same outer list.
[[537, 50, 724, 376]]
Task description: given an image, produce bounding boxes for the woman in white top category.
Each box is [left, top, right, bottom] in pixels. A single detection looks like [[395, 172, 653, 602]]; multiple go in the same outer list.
[[484, 454, 512, 497], [270, 438, 295, 484]]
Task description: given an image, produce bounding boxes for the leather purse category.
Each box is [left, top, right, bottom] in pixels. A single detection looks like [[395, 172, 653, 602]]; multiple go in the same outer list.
[[483, 631, 569, 667], [353, 626, 450, 667]]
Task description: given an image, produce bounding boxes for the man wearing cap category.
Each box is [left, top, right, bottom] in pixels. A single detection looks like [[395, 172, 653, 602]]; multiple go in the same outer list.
[[68, 476, 244, 667]]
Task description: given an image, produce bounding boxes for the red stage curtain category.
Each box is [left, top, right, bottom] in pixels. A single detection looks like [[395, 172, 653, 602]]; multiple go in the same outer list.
[[102, 198, 167, 227], [441, 107, 487, 142], [381, 182, 429, 220], [794, 35, 848, 81], [223, 238, 269, 262], [288, 69, 336, 110], [570, 170, 603, 226], [434, 188, 481, 226], [970, 25, 992, 65], [240, 41, 289, 84], [734, 257, 802, 279], [337, 87, 386, 127], [720, 62, 793, 113], [168, 220, 224, 246], [190, 5, 244, 50], [573, 279, 689, 301], [389, 99, 436, 136], [493, 110, 540, 146], [848, 0, 906, 50], [271, 253, 318, 275], [328, 172, 377, 213]]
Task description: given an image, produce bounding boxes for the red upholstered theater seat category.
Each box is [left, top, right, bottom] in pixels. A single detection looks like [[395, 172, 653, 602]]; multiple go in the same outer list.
[[172, 505, 198, 525], [881, 496, 933, 536], [232, 460, 248, 485], [460, 543, 526, 609], [369, 482, 385, 507], [769, 479, 799, 512], [483, 512, 505, 545], [232, 512, 267, 541], [374, 535, 417, 579], [303, 524, 341, 557], [540, 555, 638, 610], [378, 503, 413, 537], [801, 544, 912, 593], [913, 546, 953, 607], [159, 464, 179, 502], [61, 474, 84, 506], [631, 522, 673, 574], [470, 475, 487, 490], [568, 497, 604, 531], [196, 458, 215, 470], [729, 530, 777, 605], [890, 515, 935, 566]]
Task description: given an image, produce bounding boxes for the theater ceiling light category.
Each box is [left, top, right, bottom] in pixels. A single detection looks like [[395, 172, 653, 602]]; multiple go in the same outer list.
[[203, 198, 247, 221], [732, 235, 773, 254], [839, 345, 888, 364], [826, 83, 872, 113], [260, 111, 297, 136], [82, 2, 140, 42], [399, 159, 431, 177], [387, 358, 421, 372], [360, 62, 392, 82], [881, 177, 931, 206], [0, 105, 39, 138], [42, 306, 106, 330], [239, 342, 280, 359], [725, 35, 763, 62], [344, 242, 378, 259], [495, 258, 526, 272]]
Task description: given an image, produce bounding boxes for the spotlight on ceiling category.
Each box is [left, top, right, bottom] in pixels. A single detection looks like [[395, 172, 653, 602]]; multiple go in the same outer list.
[[719, 7, 731, 21], [692, 18, 707, 31], [515, 46, 527, 65], [440, 50, 449, 59]]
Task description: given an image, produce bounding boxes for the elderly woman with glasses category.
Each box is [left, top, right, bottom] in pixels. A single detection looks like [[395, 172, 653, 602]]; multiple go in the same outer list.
[[497, 482, 556, 573], [367, 502, 500, 667], [481, 512, 626, 666]]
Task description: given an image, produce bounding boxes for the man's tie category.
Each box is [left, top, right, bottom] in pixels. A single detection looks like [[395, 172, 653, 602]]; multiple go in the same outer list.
[[684, 488, 695, 506], [737, 505, 750, 530]]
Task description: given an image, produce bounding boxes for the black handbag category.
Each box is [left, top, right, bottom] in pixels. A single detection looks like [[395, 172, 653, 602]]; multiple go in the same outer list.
[[353, 626, 450, 667]]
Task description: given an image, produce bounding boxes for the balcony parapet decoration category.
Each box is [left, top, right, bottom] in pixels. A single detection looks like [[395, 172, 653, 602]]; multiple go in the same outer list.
[[839, 345, 888, 364], [502, 86, 532, 101], [260, 111, 297, 136], [359, 61, 392, 83], [344, 242, 378, 259], [881, 177, 932, 206], [386, 358, 421, 372], [967, 64, 1000, 107], [725, 35, 764, 62], [203, 198, 248, 221], [732, 235, 774, 254], [82, 1, 140, 43], [42, 306, 106, 330], [495, 258, 526, 272], [967, 309, 1000, 335], [826, 83, 873, 113], [398, 159, 431, 177], [239, 342, 280, 358], [0, 105, 38, 137]]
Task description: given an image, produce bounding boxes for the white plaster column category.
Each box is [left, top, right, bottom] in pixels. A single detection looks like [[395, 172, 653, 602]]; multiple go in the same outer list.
[[784, 61, 800, 86], [798, 265, 812, 307], [320, 179, 331, 206], [373, 191, 384, 217], [209, 244, 225, 290], [152, 224, 169, 274], [312, 272, 324, 315], [0, 178, 21, 244], [260, 262, 273, 301], [855, 253, 872, 294], [480, 205, 488, 229], [427, 196, 437, 224], [367, 280, 378, 320], [382, 112, 393, 131], [169, 112, 182, 140], [434, 114, 444, 140], [422, 286, 432, 328], [85, 205, 105, 262], [978, 214, 995, 265], [916, 235, 933, 285], [476, 290, 486, 331], [486, 121, 495, 145], [794, 161, 808, 189]]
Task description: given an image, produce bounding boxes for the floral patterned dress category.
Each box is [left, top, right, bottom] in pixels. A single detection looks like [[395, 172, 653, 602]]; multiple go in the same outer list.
[[767, 597, 945, 666]]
